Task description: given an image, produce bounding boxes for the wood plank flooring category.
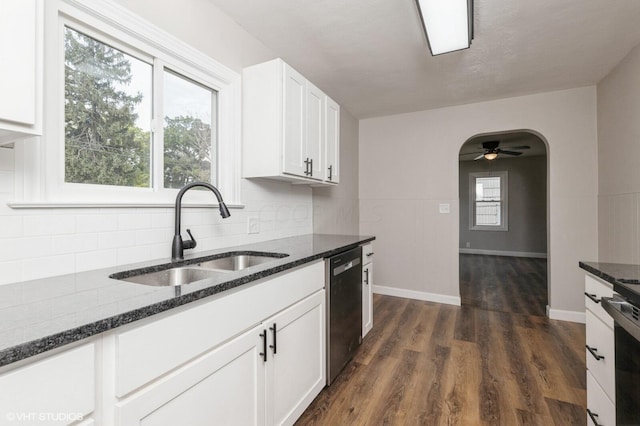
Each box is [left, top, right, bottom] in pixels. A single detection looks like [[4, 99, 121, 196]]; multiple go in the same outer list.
[[297, 294, 586, 425], [459, 254, 548, 316]]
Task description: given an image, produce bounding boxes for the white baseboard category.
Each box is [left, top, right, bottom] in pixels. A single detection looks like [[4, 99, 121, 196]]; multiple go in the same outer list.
[[459, 248, 547, 259], [547, 306, 586, 323], [372, 285, 461, 306]]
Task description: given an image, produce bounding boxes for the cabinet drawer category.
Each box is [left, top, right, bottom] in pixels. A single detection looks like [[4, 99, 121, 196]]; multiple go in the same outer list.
[[587, 371, 615, 426], [585, 310, 615, 401], [0, 343, 95, 421], [362, 243, 374, 265], [585, 275, 614, 328], [115, 261, 324, 396]]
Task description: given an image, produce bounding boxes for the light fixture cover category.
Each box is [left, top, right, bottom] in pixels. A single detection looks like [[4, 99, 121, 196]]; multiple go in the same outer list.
[[484, 152, 498, 160], [416, 0, 473, 55]]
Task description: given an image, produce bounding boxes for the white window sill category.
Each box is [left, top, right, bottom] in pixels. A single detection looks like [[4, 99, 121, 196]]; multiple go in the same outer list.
[[7, 201, 245, 210], [469, 225, 509, 232]]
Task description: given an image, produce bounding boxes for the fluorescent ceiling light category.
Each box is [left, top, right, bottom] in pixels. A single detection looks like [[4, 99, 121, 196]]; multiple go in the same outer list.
[[416, 0, 473, 56]]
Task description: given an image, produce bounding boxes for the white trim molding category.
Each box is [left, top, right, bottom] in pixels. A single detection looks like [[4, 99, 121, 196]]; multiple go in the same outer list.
[[547, 306, 586, 324], [459, 249, 547, 259], [372, 285, 461, 306]]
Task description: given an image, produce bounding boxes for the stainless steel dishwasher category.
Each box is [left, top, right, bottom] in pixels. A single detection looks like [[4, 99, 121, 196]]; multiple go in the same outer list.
[[326, 246, 362, 385]]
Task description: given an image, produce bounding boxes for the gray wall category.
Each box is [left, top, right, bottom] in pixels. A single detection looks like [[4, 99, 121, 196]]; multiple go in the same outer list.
[[459, 156, 547, 254], [597, 43, 640, 264], [313, 108, 359, 234]]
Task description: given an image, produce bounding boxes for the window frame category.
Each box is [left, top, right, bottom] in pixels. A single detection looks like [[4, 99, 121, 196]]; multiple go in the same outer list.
[[468, 171, 508, 232], [12, 0, 242, 208]]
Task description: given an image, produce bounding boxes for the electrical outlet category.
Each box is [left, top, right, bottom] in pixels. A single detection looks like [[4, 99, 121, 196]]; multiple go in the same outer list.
[[247, 217, 259, 234], [439, 203, 450, 214], [466, 242, 471, 248]]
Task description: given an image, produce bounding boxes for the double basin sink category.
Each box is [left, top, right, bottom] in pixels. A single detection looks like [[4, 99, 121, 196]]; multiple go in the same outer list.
[[110, 252, 289, 287]]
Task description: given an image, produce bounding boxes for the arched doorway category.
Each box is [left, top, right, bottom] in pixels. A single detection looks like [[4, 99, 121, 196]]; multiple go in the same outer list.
[[458, 130, 549, 316]]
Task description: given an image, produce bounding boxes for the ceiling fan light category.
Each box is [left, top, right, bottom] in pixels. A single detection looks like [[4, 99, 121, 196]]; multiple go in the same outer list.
[[416, 0, 473, 56], [484, 152, 498, 160]]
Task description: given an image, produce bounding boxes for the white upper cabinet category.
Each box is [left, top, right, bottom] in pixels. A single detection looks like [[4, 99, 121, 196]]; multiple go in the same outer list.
[[324, 96, 340, 183], [305, 81, 324, 180], [283, 64, 306, 177], [243, 58, 339, 185], [0, 0, 42, 145]]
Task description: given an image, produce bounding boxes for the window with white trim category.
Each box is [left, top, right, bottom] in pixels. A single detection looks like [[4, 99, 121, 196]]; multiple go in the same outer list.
[[12, 0, 241, 207], [469, 171, 508, 231]]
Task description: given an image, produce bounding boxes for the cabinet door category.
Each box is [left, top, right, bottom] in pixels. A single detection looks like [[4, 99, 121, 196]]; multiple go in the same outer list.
[[586, 371, 615, 426], [363, 263, 373, 337], [0, 0, 36, 125], [282, 64, 307, 177], [324, 96, 340, 183], [0, 0, 40, 142], [306, 82, 324, 180], [266, 290, 326, 426], [585, 310, 615, 401], [0, 343, 95, 422], [117, 325, 266, 426]]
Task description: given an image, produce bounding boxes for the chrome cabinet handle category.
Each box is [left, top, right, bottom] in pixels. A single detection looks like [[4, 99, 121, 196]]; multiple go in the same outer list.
[[585, 345, 605, 361], [364, 269, 369, 285], [584, 292, 601, 304], [328, 165, 332, 180], [586, 408, 602, 426], [366, 252, 374, 257]]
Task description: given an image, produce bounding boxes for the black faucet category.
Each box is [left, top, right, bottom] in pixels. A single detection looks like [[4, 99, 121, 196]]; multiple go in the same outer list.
[[172, 181, 231, 261]]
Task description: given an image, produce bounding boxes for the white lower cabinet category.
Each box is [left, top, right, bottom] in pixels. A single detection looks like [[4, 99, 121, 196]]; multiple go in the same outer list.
[[266, 291, 325, 426], [117, 324, 266, 425], [362, 242, 374, 338], [117, 290, 325, 426], [585, 310, 615, 400], [0, 342, 96, 425], [587, 371, 615, 426], [362, 263, 373, 337], [584, 274, 615, 425], [114, 261, 326, 426]]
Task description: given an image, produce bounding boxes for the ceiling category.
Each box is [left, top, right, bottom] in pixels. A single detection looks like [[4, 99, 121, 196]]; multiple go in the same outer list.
[[209, 0, 640, 119], [459, 131, 546, 162]]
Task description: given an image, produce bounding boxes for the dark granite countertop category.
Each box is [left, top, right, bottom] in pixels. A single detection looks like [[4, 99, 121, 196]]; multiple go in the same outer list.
[[0, 234, 374, 367], [579, 261, 640, 304]]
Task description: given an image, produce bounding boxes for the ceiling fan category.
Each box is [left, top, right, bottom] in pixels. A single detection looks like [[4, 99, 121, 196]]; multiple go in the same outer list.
[[471, 141, 530, 160]]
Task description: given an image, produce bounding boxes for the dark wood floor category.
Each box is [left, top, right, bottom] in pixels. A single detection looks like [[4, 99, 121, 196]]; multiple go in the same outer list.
[[297, 264, 585, 425], [460, 254, 548, 316]]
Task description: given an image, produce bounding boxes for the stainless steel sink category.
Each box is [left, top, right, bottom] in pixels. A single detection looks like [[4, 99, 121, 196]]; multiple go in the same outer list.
[[196, 254, 283, 271], [110, 251, 289, 287], [118, 267, 221, 287]]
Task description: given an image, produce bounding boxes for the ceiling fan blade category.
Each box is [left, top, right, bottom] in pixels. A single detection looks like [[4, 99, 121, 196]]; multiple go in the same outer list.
[[498, 150, 523, 156], [473, 154, 485, 160], [460, 151, 485, 156], [508, 145, 530, 150]]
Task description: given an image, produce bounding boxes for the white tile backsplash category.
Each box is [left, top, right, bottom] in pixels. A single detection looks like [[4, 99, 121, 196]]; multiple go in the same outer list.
[[23, 214, 77, 236], [117, 213, 153, 231], [22, 255, 76, 281], [76, 214, 119, 233], [75, 249, 118, 272]]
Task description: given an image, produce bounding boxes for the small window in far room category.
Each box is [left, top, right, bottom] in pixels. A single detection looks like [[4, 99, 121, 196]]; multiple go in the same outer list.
[[469, 171, 508, 231]]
